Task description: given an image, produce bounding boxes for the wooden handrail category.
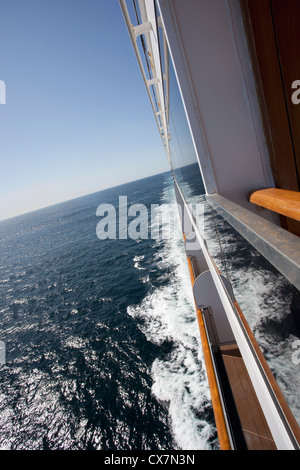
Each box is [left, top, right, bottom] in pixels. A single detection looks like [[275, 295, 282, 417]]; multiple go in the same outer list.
[[248, 188, 300, 221], [183, 234, 232, 450], [186, 256, 232, 450]]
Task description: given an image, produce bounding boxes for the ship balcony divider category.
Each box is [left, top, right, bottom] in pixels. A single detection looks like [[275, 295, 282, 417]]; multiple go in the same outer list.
[[193, 268, 277, 450], [185, 232, 276, 449]]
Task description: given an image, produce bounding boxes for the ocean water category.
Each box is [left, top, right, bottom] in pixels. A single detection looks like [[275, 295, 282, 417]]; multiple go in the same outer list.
[[0, 172, 218, 450]]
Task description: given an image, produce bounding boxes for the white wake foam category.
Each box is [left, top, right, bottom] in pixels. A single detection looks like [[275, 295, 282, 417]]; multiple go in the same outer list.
[[128, 181, 218, 450]]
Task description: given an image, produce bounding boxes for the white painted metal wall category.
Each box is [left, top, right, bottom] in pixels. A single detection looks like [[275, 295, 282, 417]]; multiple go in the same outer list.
[[157, 0, 276, 219]]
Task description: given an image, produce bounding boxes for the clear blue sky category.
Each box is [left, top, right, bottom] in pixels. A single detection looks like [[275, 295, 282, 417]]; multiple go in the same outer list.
[[0, 0, 169, 220]]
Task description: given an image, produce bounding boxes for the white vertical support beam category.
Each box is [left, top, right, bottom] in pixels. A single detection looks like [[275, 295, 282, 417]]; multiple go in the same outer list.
[[133, 21, 153, 37]]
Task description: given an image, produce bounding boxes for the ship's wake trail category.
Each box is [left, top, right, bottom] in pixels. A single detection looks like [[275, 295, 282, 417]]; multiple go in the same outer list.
[[128, 181, 219, 450]]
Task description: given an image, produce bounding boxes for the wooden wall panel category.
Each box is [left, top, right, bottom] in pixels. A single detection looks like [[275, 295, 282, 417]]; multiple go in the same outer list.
[[240, 0, 300, 235]]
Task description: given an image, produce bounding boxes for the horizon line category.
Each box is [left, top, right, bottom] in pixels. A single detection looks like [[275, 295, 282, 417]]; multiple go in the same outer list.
[[0, 169, 172, 223]]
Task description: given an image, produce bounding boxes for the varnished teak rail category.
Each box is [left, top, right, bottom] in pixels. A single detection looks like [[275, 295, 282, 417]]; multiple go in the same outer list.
[[249, 188, 300, 221]]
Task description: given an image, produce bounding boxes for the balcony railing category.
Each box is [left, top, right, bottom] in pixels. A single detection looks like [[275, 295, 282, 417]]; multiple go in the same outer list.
[[248, 188, 300, 222]]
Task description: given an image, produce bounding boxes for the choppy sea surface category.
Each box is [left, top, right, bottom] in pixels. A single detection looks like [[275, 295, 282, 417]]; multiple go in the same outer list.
[[1, 169, 299, 451], [0, 172, 218, 450]]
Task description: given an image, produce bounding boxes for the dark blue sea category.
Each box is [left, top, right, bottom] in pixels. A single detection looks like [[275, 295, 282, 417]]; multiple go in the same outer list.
[[0, 171, 217, 450]]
